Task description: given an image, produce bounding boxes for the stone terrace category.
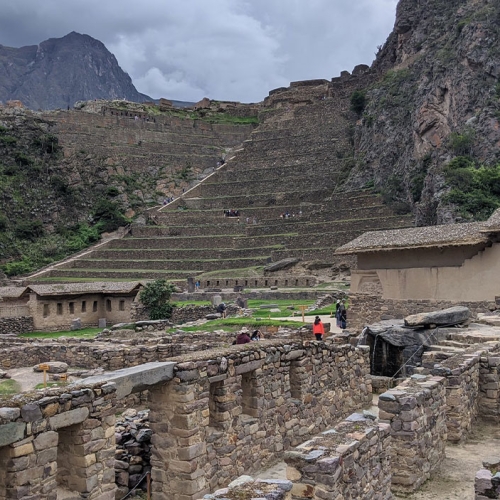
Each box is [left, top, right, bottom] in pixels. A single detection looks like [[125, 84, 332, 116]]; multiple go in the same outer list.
[[32, 73, 413, 284]]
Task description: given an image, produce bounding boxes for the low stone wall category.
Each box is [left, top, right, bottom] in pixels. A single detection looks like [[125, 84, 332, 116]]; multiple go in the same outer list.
[[475, 457, 500, 499], [0, 383, 117, 500], [348, 294, 494, 332], [424, 348, 482, 443], [199, 478, 293, 499], [284, 414, 392, 500], [479, 354, 500, 424], [0, 316, 33, 335], [148, 341, 373, 498], [378, 375, 447, 493]]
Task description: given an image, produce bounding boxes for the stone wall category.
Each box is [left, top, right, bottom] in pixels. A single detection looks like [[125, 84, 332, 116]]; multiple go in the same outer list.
[[479, 354, 500, 424], [475, 457, 500, 499], [148, 341, 372, 498], [284, 414, 392, 500], [348, 293, 494, 332], [0, 317, 33, 336], [378, 375, 447, 493], [424, 348, 482, 443], [0, 340, 372, 500], [0, 383, 117, 500]]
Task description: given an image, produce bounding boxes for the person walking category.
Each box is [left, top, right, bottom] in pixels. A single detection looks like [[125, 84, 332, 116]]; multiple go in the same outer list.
[[335, 300, 341, 328], [339, 301, 347, 330], [312, 316, 324, 341]]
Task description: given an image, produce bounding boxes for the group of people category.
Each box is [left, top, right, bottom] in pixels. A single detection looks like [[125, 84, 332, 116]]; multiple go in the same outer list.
[[280, 210, 302, 219], [334, 299, 347, 329], [234, 328, 263, 344], [163, 196, 175, 205], [224, 209, 240, 217]]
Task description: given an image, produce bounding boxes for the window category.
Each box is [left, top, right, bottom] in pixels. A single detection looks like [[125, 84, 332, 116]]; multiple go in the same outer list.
[[285, 280, 288, 286], [245, 280, 248, 286], [93, 301, 98, 312], [274, 280, 278, 286], [69, 302, 75, 314], [295, 279, 299, 286], [306, 279, 310, 286], [81, 301, 86, 313], [119, 300, 125, 311], [216, 280, 220, 286], [241, 372, 259, 417], [209, 380, 225, 429], [225, 280, 229, 286], [235, 280, 239, 285], [206, 281, 210, 286], [57, 303, 63, 315], [255, 280, 258, 286], [43, 304, 50, 318], [106, 299, 112, 312], [265, 280, 268, 287]]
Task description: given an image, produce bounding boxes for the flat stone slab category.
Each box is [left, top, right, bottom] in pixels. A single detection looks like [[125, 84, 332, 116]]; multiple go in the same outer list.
[[77, 362, 176, 399], [33, 361, 68, 374], [404, 306, 470, 327]]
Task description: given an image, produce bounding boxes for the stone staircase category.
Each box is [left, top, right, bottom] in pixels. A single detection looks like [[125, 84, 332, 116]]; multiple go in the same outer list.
[[30, 76, 414, 285]]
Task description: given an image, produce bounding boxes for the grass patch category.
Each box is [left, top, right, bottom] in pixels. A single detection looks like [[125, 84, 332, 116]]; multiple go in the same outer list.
[[168, 317, 302, 333], [20, 327, 101, 339], [0, 379, 21, 396], [248, 299, 315, 318]]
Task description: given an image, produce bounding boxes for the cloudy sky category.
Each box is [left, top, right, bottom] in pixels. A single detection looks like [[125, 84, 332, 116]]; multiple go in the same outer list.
[[0, 0, 398, 103]]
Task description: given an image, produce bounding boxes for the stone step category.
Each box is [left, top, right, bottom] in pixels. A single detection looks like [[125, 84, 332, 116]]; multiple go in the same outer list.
[[130, 223, 246, 238], [46, 269, 196, 280], [104, 235, 248, 250]]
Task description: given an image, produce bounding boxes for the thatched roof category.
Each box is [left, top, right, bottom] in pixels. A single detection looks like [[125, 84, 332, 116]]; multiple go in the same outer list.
[[28, 282, 144, 297], [480, 208, 500, 233], [335, 222, 487, 255]]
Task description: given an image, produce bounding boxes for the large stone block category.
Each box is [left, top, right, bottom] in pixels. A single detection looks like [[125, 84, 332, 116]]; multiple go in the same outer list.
[[49, 407, 89, 430], [0, 422, 26, 447]]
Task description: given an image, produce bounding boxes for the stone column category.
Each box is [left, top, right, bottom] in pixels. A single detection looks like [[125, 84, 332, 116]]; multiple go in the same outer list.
[[378, 375, 447, 493], [149, 364, 210, 500]]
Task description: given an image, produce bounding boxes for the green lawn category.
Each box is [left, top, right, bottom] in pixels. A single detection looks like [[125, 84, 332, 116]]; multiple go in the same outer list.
[[0, 379, 21, 396], [167, 317, 302, 333], [20, 327, 101, 339], [248, 299, 316, 318]]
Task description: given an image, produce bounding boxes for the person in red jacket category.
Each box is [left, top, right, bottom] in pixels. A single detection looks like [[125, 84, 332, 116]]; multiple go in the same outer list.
[[312, 316, 324, 341]]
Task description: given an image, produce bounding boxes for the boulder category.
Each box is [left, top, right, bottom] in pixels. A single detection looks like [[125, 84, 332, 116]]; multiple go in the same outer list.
[[33, 362, 68, 374], [404, 306, 470, 327]]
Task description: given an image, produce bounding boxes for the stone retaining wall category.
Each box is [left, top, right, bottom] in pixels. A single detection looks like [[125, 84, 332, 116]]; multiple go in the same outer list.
[[284, 414, 392, 500], [424, 348, 482, 443], [0, 382, 117, 500], [378, 375, 447, 493], [148, 341, 372, 498], [348, 294, 494, 332], [0, 317, 33, 335], [479, 354, 500, 424]]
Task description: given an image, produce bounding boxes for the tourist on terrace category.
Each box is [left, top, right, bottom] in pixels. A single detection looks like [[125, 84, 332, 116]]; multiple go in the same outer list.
[[339, 301, 347, 330], [217, 302, 227, 318], [251, 330, 263, 341], [236, 328, 251, 344], [313, 316, 324, 341]]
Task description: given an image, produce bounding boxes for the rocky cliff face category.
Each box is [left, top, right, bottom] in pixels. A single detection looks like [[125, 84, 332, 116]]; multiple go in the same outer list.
[[349, 0, 500, 224], [0, 32, 151, 110]]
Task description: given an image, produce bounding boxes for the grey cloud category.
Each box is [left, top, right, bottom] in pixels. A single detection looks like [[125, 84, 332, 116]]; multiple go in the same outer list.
[[0, 0, 398, 102]]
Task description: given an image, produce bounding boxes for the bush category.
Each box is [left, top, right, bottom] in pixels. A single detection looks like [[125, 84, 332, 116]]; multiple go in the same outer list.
[[14, 220, 44, 241], [350, 90, 367, 115], [140, 279, 176, 320], [92, 199, 129, 233], [2, 256, 35, 277], [447, 128, 475, 155]]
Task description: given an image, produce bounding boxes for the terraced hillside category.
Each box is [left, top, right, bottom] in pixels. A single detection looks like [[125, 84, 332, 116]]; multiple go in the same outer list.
[[30, 74, 414, 285]]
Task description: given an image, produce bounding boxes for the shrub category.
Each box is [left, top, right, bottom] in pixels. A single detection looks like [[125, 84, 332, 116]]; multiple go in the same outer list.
[[447, 128, 475, 156], [140, 279, 176, 320], [350, 90, 367, 115], [2, 256, 35, 277], [14, 220, 44, 241], [92, 199, 129, 233]]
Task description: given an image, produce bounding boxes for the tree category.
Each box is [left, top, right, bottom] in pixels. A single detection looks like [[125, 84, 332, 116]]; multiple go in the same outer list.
[[139, 279, 176, 320]]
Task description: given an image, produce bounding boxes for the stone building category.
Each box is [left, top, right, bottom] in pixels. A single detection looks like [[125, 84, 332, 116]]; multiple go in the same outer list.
[[336, 209, 500, 302], [0, 282, 144, 332]]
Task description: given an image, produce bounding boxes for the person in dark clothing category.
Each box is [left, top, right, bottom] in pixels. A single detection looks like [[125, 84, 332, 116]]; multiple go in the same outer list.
[[236, 328, 251, 344], [339, 301, 347, 329], [251, 330, 262, 341], [217, 303, 227, 318]]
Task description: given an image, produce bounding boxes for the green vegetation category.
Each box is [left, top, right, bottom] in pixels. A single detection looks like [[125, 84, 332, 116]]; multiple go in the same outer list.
[[167, 317, 302, 334], [20, 327, 101, 339], [350, 90, 367, 115], [443, 156, 500, 219], [447, 128, 475, 156], [35, 381, 68, 389], [140, 279, 177, 320], [0, 379, 21, 396]]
